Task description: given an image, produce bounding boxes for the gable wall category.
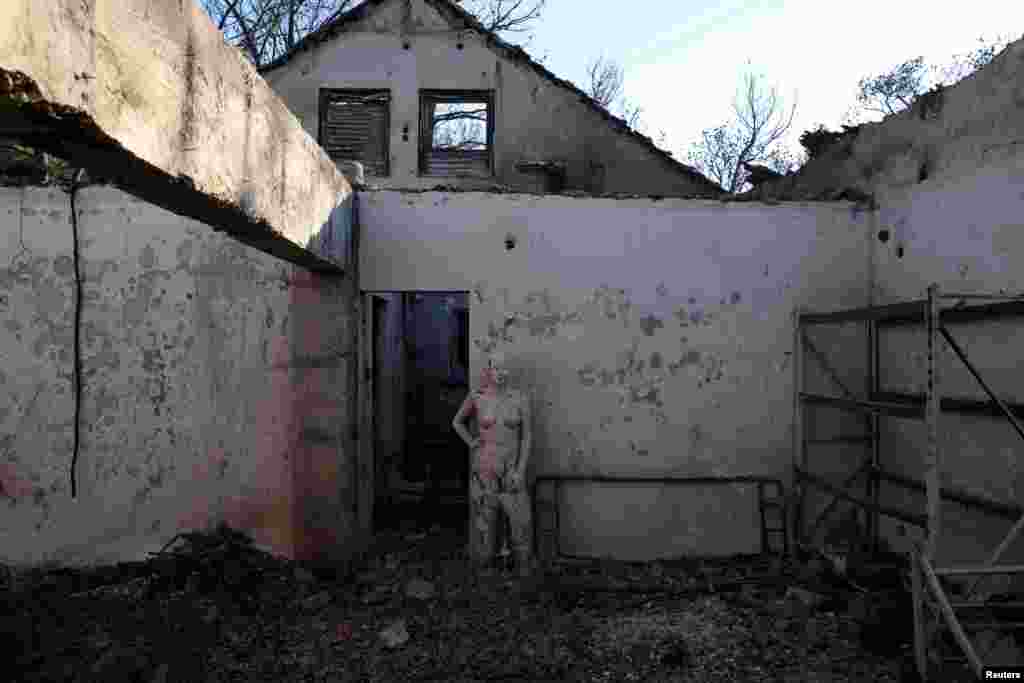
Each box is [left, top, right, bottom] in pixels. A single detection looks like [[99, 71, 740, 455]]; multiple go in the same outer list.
[[263, 0, 715, 196]]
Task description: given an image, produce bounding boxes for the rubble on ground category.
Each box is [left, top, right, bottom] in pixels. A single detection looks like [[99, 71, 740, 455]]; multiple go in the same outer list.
[[4, 523, 923, 681]]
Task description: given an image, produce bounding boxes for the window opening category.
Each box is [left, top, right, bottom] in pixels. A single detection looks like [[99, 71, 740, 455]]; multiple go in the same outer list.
[[319, 89, 390, 177], [419, 90, 494, 177]]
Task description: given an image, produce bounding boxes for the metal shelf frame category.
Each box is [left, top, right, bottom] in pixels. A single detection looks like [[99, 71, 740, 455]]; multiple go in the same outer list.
[[793, 285, 1024, 681]]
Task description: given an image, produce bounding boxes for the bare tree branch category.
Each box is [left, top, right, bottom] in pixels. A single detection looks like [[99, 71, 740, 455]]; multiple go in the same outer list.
[[430, 103, 489, 150], [623, 102, 643, 130], [459, 0, 547, 35], [201, 0, 362, 67], [583, 57, 651, 134], [203, 0, 547, 67], [585, 56, 624, 109], [688, 66, 798, 193], [847, 37, 1009, 124], [432, 108, 488, 125], [854, 56, 927, 117]]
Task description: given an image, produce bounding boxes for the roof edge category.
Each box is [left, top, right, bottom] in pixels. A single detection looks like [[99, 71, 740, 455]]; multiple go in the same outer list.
[[258, 0, 723, 194]]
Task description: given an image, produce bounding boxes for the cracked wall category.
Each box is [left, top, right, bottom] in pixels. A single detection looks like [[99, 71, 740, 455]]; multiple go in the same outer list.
[[0, 185, 359, 568], [360, 190, 871, 559]]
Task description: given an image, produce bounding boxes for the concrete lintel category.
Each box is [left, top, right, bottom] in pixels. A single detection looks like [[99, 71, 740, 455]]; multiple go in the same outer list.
[[0, 1, 352, 273]]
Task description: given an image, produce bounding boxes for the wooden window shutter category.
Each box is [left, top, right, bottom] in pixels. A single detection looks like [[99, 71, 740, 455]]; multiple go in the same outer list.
[[320, 89, 390, 177]]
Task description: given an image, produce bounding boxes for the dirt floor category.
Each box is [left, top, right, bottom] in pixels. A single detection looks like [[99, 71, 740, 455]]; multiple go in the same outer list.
[[3, 522, 928, 682]]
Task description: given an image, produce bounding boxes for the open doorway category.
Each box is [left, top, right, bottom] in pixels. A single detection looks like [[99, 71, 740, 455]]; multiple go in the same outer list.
[[368, 292, 470, 535]]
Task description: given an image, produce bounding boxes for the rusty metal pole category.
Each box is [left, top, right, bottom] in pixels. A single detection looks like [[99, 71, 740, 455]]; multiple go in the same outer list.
[[791, 307, 805, 554], [921, 552, 985, 678], [869, 319, 882, 554], [924, 286, 941, 562], [911, 546, 929, 681]]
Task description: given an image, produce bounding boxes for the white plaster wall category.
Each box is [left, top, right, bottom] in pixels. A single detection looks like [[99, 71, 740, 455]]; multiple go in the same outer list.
[[869, 139, 1024, 572], [360, 190, 871, 559], [262, 0, 715, 197], [0, 186, 360, 568], [739, 35, 1024, 573]]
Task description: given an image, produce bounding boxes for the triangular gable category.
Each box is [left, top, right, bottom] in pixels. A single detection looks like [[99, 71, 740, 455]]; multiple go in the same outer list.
[[258, 0, 722, 193]]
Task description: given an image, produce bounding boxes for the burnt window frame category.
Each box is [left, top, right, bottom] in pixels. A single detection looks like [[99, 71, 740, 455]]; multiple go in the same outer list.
[[318, 87, 392, 178], [418, 89, 495, 178]]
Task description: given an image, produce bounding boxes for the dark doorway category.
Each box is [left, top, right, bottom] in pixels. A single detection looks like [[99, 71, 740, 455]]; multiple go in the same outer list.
[[371, 292, 470, 534], [371, 296, 389, 530]]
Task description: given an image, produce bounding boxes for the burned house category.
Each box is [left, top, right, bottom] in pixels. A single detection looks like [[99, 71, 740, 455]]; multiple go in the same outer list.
[[2, 2, 1024, 679], [259, 0, 722, 198]]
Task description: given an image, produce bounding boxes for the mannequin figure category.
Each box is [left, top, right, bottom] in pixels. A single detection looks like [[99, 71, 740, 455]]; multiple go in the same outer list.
[[452, 351, 534, 576]]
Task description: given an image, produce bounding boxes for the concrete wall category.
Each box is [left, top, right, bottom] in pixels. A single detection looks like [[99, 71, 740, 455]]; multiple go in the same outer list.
[[757, 36, 1024, 572], [360, 190, 871, 559], [0, 0, 352, 272], [871, 155, 1024, 573], [0, 185, 361, 568], [262, 0, 717, 197], [867, 68, 1024, 572]]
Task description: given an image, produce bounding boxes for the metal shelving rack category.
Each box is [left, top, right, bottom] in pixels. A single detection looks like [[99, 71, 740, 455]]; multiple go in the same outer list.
[[792, 285, 1024, 681]]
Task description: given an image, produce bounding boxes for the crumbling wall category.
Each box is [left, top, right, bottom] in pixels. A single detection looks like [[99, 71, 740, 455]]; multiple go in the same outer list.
[[0, 185, 360, 568], [751, 35, 1024, 570], [869, 39, 1024, 570], [360, 190, 870, 559], [261, 0, 719, 197], [751, 36, 1024, 209], [0, 0, 352, 271]]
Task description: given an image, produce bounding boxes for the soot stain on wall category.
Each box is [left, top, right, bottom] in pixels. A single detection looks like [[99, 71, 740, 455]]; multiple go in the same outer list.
[[639, 314, 664, 336]]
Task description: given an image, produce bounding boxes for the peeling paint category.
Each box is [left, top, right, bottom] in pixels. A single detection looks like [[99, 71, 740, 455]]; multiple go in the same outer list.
[[577, 361, 600, 387], [472, 280, 487, 304], [639, 314, 663, 337], [590, 284, 633, 326], [689, 424, 704, 448], [1, 185, 359, 566]]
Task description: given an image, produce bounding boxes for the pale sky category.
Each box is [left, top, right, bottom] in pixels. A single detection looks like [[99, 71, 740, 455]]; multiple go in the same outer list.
[[522, 0, 1024, 164]]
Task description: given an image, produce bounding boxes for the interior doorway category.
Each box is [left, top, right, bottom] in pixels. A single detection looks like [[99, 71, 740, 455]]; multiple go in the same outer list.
[[368, 291, 470, 534]]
